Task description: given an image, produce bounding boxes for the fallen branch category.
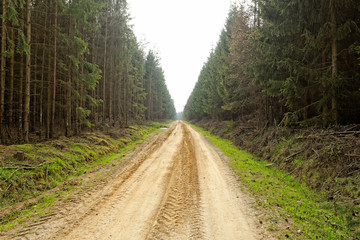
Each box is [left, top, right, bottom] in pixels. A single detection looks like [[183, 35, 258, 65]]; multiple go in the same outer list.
[[295, 135, 320, 140], [345, 124, 360, 132], [4, 168, 20, 183], [0, 217, 15, 225], [283, 167, 298, 178], [330, 135, 341, 141], [284, 150, 304, 162], [295, 130, 360, 140], [329, 131, 360, 136], [2, 162, 34, 168], [345, 154, 360, 158], [1, 166, 37, 170], [0, 162, 48, 170], [347, 169, 360, 176]]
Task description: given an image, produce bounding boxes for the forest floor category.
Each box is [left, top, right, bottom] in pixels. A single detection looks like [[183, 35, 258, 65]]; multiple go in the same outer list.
[[1, 121, 274, 240]]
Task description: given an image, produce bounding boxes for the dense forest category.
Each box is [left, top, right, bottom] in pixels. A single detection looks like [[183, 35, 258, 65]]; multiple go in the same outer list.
[[184, 0, 360, 127], [0, 0, 176, 144]]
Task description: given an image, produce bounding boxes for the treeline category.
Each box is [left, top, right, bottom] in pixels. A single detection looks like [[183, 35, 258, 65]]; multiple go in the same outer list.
[[184, 1, 360, 127], [0, 0, 175, 144]]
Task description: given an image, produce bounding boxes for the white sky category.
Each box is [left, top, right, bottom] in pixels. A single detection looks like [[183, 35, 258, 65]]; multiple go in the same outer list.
[[128, 0, 245, 112]]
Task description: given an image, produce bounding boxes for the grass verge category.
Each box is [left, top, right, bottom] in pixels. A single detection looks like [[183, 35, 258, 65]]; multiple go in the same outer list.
[[0, 121, 170, 231], [191, 123, 355, 240]]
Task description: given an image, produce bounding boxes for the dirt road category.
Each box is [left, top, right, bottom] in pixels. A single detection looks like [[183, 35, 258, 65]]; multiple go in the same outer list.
[[5, 121, 272, 240]]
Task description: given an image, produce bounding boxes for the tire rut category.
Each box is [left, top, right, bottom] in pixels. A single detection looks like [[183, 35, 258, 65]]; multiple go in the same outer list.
[[3, 121, 272, 240], [5, 124, 177, 240], [146, 123, 204, 240], [58, 124, 177, 238]]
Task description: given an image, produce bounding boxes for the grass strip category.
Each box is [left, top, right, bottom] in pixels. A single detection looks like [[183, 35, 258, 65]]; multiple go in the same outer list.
[[191, 123, 354, 240], [0, 121, 170, 232]]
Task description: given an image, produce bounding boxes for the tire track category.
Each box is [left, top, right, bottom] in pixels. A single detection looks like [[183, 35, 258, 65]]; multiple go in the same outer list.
[[4, 124, 177, 240], [3, 121, 273, 240], [146, 123, 204, 240], [57, 124, 177, 238]]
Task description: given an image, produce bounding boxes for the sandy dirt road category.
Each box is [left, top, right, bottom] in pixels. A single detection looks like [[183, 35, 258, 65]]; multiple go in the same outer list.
[[4, 121, 272, 240]]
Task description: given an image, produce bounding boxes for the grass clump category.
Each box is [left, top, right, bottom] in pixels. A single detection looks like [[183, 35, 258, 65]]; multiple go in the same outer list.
[[191, 124, 355, 240]]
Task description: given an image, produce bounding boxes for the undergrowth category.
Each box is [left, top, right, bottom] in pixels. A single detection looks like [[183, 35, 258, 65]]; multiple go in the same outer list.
[[191, 124, 356, 240], [0, 121, 169, 231]]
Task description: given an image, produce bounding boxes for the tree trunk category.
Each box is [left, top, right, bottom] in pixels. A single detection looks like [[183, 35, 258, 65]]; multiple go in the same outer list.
[[79, 49, 84, 132], [116, 67, 121, 124], [24, 0, 32, 143], [102, 7, 108, 122], [147, 74, 152, 120], [91, 31, 97, 124], [32, 34, 38, 132], [46, 51, 51, 139], [66, 62, 71, 137], [39, 13, 48, 139], [109, 56, 113, 124], [0, 0, 7, 143], [66, 20, 72, 137], [9, 27, 15, 125], [253, 0, 257, 28], [330, 0, 338, 124], [50, 0, 57, 138], [124, 70, 128, 126], [19, 51, 24, 142]]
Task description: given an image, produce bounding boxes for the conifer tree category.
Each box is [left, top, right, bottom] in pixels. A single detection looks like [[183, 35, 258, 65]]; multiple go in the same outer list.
[[23, 0, 31, 142], [0, 0, 175, 143], [185, 0, 360, 126], [0, 0, 7, 142]]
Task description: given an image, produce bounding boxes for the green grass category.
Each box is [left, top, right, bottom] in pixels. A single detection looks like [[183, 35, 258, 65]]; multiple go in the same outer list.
[[0, 121, 171, 232], [0, 188, 68, 232], [191, 124, 354, 240]]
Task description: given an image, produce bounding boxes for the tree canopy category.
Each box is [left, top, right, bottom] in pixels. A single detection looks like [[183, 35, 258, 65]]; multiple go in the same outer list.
[[184, 1, 360, 127], [0, 0, 176, 143]]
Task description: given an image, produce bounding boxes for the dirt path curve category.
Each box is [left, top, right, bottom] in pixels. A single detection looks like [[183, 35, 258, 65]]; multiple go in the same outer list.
[[5, 121, 273, 240]]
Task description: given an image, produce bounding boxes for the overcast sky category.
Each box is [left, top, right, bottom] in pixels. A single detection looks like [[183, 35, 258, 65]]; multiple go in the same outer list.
[[128, 0, 244, 112]]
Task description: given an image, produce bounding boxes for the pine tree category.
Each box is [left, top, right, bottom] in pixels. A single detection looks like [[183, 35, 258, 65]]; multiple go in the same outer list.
[[23, 0, 31, 142], [0, 0, 7, 142], [0, 0, 175, 144]]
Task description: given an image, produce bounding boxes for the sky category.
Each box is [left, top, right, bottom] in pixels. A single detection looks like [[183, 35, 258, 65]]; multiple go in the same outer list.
[[128, 0, 241, 113]]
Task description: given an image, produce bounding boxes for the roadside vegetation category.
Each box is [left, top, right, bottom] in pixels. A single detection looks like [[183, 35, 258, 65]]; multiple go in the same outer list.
[[191, 123, 358, 240], [0, 122, 169, 231], [183, 1, 359, 239]]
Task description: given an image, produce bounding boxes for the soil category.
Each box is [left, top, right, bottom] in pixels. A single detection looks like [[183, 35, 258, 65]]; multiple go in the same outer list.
[[2, 121, 273, 240]]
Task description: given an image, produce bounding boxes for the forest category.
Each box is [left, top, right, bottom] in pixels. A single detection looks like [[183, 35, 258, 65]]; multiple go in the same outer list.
[[0, 1, 360, 238], [0, 0, 176, 144], [184, 0, 360, 127], [184, 1, 360, 236]]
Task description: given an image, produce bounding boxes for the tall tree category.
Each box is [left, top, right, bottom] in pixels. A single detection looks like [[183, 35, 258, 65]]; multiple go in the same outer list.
[[185, 0, 360, 127], [23, 0, 31, 142], [0, 0, 7, 142], [50, 0, 57, 138], [0, 0, 176, 144]]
